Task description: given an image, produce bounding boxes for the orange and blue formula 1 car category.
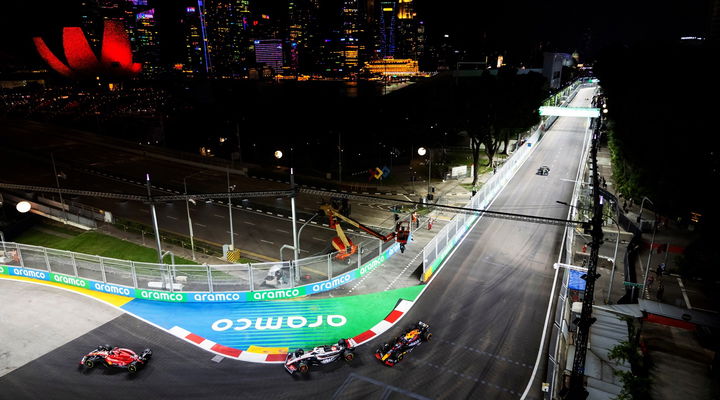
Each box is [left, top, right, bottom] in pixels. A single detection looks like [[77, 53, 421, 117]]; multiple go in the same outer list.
[[285, 339, 355, 375], [375, 321, 431, 366]]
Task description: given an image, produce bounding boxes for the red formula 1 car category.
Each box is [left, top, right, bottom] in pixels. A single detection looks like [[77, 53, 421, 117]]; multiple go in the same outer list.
[[375, 321, 431, 366], [285, 339, 355, 375], [79, 345, 152, 374]]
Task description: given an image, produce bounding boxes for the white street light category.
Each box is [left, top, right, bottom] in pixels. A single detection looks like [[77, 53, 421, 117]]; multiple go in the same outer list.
[[227, 169, 235, 250], [16, 201, 31, 213], [274, 150, 283, 159], [418, 147, 431, 200]]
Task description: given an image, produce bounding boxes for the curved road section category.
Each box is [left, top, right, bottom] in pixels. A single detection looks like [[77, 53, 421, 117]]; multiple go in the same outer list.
[[0, 88, 594, 399]]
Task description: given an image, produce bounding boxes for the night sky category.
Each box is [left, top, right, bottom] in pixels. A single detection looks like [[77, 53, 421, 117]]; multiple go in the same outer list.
[[0, 0, 713, 68]]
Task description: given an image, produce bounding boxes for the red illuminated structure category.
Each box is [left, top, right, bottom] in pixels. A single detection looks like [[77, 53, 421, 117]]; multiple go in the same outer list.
[[34, 20, 142, 79]]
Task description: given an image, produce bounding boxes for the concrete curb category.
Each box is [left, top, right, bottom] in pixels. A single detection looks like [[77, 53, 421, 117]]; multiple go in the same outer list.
[[348, 299, 414, 347]]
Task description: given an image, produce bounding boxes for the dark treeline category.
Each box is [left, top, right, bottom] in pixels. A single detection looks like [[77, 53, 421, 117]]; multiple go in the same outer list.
[[596, 38, 720, 279]]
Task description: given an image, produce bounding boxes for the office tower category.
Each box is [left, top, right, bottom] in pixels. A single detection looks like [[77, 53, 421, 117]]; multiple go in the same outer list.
[[205, 0, 251, 77], [288, 0, 320, 72], [134, 8, 161, 76], [378, 1, 396, 58], [395, 0, 423, 60], [254, 39, 283, 74], [339, 0, 361, 71], [180, 2, 211, 74]]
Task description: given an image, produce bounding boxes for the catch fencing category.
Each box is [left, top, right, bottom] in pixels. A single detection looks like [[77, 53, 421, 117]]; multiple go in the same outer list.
[[0, 213, 409, 299], [420, 80, 585, 282]]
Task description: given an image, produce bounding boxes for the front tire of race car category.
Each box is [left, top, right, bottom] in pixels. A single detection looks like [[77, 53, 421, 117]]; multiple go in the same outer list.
[[297, 362, 309, 375], [423, 332, 432, 342], [128, 362, 138, 374], [344, 352, 355, 362]]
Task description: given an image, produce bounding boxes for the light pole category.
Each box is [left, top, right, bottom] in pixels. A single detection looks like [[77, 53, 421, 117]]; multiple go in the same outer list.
[[275, 149, 300, 281], [227, 169, 235, 250], [0, 230, 6, 254], [183, 172, 205, 261], [605, 199, 622, 304], [50, 152, 68, 222], [418, 147, 431, 201], [146, 174, 164, 264], [557, 200, 621, 304], [640, 209, 657, 300], [637, 196, 653, 224]]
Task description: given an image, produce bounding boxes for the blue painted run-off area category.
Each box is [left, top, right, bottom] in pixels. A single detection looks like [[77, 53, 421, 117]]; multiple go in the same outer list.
[[122, 285, 424, 350]]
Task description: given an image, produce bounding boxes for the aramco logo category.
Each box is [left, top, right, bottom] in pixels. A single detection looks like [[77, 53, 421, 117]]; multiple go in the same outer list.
[[33, 20, 141, 79]]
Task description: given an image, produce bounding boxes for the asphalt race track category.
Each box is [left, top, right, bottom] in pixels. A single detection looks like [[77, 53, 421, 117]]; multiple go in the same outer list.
[[0, 87, 596, 399]]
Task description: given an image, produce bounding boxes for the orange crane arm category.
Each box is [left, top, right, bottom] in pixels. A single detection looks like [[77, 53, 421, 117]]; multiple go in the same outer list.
[[321, 204, 396, 242]]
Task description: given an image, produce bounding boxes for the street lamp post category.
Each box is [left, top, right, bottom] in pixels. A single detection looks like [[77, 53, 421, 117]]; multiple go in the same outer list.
[[146, 174, 164, 264], [557, 200, 621, 304], [50, 152, 68, 222], [183, 177, 196, 261], [0, 230, 6, 254], [605, 200, 622, 304], [275, 149, 300, 282], [637, 196, 653, 224], [227, 169, 235, 250], [418, 147, 431, 201], [641, 209, 658, 301]]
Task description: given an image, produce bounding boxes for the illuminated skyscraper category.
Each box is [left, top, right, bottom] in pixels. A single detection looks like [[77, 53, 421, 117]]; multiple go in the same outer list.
[[254, 39, 283, 74], [205, 0, 251, 76], [395, 0, 423, 60], [378, 1, 396, 58], [339, 0, 361, 71], [179, 2, 211, 75], [287, 0, 320, 72], [134, 8, 161, 76]]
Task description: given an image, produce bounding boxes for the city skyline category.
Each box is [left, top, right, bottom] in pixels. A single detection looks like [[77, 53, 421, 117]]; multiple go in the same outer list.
[[2, 0, 714, 76]]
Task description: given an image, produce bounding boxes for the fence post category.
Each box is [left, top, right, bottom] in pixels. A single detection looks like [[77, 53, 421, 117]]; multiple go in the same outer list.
[[249, 264, 254, 291], [357, 244, 362, 269], [378, 238, 382, 257], [43, 247, 51, 272], [207, 264, 214, 293], [71, 252, 79, 276], [327, 255, 332, 279], [100, 257, 107, 283], [131, 261, 138, 288], [289, 261, 295, 288], [167, 264, 174, 292], [421, 247, 427, 282], [17, 246, 24, 268]]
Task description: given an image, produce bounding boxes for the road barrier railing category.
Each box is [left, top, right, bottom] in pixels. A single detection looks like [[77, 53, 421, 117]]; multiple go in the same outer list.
[[420, 80, 586, 283], [0, 235, 403, 302]]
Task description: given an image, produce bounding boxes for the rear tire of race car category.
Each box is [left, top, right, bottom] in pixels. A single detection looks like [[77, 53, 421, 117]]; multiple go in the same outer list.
[[128, 362, 138, 374], [397, 353, 404, 362], [344, 352, 355, 362], [84, 359, 95, 369], [298, 362, 309, 375]]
